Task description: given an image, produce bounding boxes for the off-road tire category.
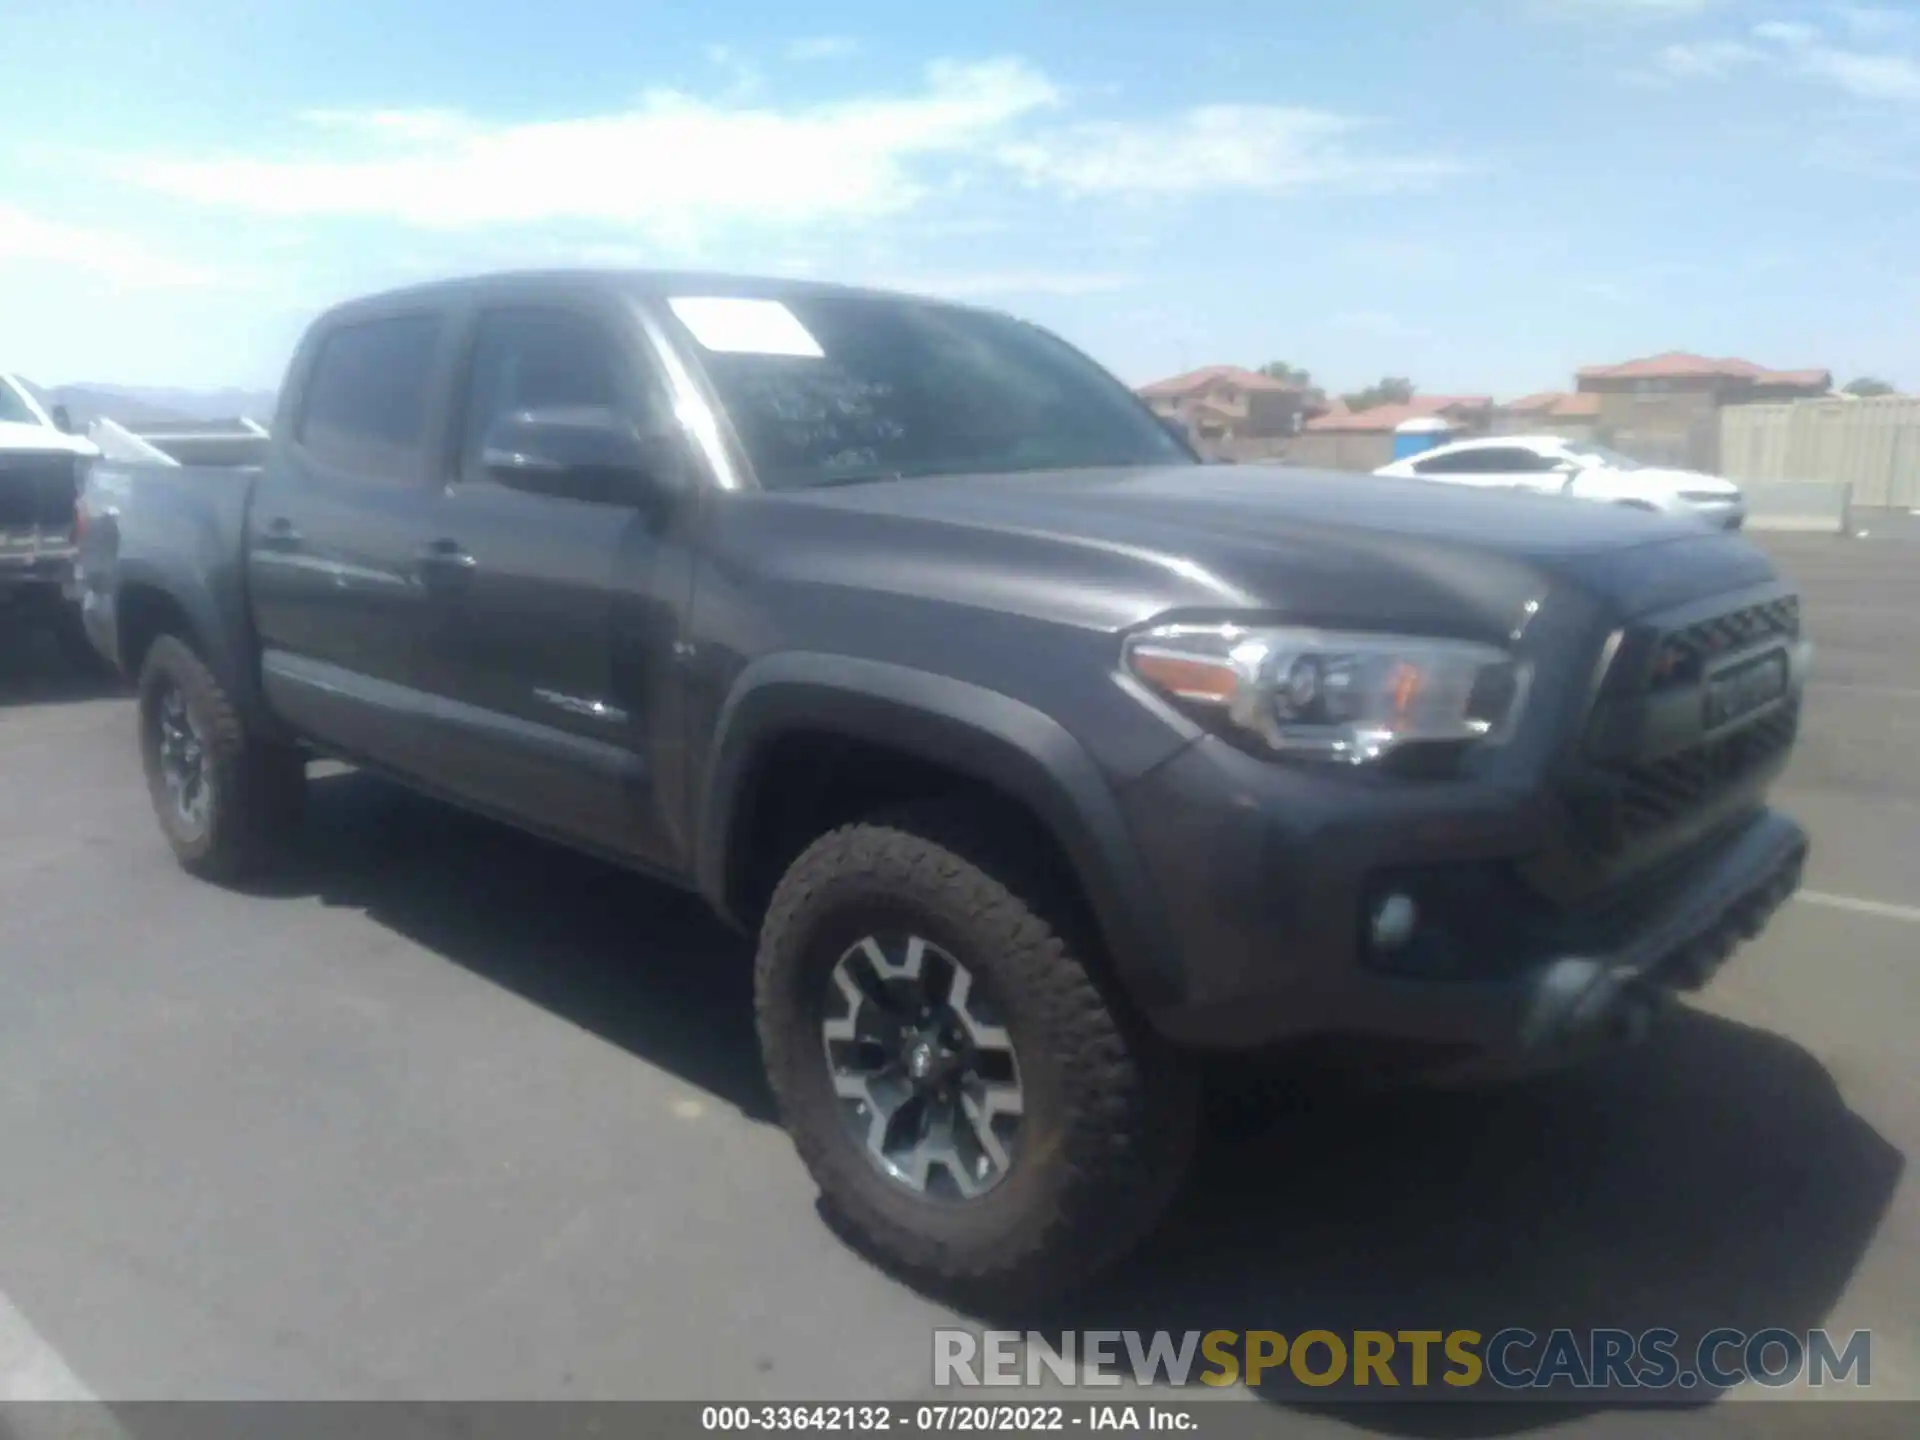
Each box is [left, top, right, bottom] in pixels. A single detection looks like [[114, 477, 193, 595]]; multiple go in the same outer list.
[[137, 636, 305, 882], [755, 806, 1198, 1306]]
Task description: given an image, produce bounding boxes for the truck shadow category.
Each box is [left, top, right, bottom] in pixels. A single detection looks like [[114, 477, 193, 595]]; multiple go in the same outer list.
[[1057, 1027, 1901, 1433], [283, 768, 778, 1121], [0, 618, 126, 708], [284, 770, 1900, 1435]]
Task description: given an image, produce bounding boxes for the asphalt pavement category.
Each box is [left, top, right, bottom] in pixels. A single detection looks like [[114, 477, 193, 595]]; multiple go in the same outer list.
[[0, 533, 1915, 1433]]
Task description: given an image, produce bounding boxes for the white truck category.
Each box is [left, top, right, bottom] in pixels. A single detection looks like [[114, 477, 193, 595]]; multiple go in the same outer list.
[[1, 372, 105, 668]]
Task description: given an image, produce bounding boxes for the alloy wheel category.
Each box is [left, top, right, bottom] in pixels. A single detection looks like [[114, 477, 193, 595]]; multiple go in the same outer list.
[[821, 934, 1025, 1201]]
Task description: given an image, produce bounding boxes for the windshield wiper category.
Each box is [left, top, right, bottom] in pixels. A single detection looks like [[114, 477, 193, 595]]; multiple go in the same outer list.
[[798, 470, 907, 489]]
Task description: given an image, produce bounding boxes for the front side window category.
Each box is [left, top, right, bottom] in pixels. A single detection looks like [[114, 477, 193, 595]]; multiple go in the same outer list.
[[297, 313, 442, 483], [458, 306, 644, 481], [665, 294, 1194, 490]]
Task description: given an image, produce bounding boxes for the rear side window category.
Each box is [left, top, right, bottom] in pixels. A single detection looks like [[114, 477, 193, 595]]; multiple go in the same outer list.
[[297, 314, 442, 483]]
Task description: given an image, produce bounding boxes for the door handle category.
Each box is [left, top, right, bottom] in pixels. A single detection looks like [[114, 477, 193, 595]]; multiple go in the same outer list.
[[416, 538, 477, 584], [259, 517, 303, 550]]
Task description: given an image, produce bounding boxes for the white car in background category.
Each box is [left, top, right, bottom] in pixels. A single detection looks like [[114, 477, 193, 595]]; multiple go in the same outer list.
[[1374, 434, 1747, 530]]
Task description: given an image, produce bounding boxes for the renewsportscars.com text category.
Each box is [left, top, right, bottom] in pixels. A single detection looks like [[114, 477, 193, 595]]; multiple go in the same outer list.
[[934, 1328, 1871, 1392]]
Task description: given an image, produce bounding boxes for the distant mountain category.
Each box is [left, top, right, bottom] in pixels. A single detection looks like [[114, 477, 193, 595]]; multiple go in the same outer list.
[[52, 384, 277, 427]]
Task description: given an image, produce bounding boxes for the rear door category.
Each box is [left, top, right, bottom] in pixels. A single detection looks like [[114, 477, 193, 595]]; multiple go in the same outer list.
[[248, 307, 457, 771], [407, 297, 691, 864]]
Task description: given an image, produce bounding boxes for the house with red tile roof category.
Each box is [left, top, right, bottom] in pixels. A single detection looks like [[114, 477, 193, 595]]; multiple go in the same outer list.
[[1493, 390, 1604, 443], [1573, 352, 1831, 470], [1135, 365, 1326, 460]]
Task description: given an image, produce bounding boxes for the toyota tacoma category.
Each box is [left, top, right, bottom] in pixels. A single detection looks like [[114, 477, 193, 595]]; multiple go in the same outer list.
[[74, 271, 1811, 1300]]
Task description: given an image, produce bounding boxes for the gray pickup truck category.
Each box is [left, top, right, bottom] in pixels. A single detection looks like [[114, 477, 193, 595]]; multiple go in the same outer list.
[[76, 270, 1811, 1300]]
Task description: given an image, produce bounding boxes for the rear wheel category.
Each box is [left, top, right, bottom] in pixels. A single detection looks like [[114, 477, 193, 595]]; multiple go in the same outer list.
[[755, 808, 1198, 1303], [137, 636, 305, 881]]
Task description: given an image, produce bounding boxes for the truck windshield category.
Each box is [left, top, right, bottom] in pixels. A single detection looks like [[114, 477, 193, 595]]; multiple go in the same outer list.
[[667, 294, 1195, 490], [0, 377, 41, 426]]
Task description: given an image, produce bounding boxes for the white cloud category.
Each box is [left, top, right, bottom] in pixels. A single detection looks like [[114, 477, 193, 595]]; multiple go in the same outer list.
[[1834, 5, 1915, 40], [998, 106, 1462, 197], [1648, 38, 1764, 78], [1643, 15, 1920, 104], [0, 205, 216, 288], [1752, 16, 1920, 102], [121, 60, 1061, 237], [1799, 45, 1920, 99], [1753, 20, 1820, 46], [788, 36, 860, 61], [112, 62, 1460, 242]]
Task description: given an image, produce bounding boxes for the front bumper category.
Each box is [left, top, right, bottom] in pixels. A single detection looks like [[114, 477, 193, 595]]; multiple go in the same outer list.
[[1681, 497, 1746, 531], [1115, 730, 1806, 1076]]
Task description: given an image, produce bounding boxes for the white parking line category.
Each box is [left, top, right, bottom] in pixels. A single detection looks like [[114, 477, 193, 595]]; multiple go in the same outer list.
[[1798, 890, 1920, 925], [1810, 680, 1920, 701], [0, 1289, 95, 1401]]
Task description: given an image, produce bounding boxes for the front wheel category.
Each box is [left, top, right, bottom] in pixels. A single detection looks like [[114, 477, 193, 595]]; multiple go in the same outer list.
[[755, 809, 1198, 1304], [137, 636, 305, 882]]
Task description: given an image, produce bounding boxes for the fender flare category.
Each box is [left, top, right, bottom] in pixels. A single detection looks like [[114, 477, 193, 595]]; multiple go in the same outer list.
[[112, 558, 276, 732], [695, 652, 1183, 1009]]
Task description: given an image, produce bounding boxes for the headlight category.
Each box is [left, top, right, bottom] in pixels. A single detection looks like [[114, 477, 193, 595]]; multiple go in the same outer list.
[[1124, 623, 1528, 764]]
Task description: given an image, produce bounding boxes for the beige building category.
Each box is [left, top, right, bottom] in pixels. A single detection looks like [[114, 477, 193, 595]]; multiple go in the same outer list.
[[1288, 395, 1493, 472], [1574, 353, 1830, 471]]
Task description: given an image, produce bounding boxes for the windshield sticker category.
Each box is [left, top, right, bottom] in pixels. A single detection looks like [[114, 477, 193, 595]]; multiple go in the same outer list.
[[667, 297, 825, 359]]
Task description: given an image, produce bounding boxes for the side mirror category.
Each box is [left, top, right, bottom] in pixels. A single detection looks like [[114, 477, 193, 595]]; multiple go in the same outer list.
[[479, 405, 674, 505], [51, 404, 77, 435]]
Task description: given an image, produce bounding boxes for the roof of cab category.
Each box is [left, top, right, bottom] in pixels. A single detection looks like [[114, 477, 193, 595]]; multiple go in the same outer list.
[[319, 268, 991, 318]]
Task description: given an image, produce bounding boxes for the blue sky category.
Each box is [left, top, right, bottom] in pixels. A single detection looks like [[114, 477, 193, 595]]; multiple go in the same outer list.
[[3, 0, 1918, 397]]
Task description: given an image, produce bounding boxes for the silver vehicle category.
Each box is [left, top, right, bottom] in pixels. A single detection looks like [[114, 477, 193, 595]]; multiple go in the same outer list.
[[0, 372, 103, 668], [1375, 434, 1747, 530]]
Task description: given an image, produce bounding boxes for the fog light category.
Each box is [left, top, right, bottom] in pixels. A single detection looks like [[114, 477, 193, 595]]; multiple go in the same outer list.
[[1370, 892, 1418, 951]]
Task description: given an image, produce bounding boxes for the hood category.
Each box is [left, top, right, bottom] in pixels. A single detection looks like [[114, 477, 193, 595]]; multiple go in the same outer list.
[[0, 421, 98, 458], [762, 464, 1778, 641]]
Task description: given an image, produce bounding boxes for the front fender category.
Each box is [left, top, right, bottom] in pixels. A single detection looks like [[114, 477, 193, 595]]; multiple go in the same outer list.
[[696, 652, 1183, 1010]]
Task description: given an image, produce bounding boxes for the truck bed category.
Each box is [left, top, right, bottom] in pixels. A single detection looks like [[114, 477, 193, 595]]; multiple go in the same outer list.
[[74, 460, 262, 682]]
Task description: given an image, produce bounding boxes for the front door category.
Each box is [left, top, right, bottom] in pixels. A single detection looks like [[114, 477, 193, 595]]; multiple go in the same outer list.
[[411, 301, 690, 865]]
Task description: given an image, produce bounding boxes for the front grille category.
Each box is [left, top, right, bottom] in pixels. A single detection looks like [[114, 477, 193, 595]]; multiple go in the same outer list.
[[1650, 595, 1799, 691], [1617, 700, 1800, 841], [1569, 589, 1803, 860], [0, 453, 80, 533]]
